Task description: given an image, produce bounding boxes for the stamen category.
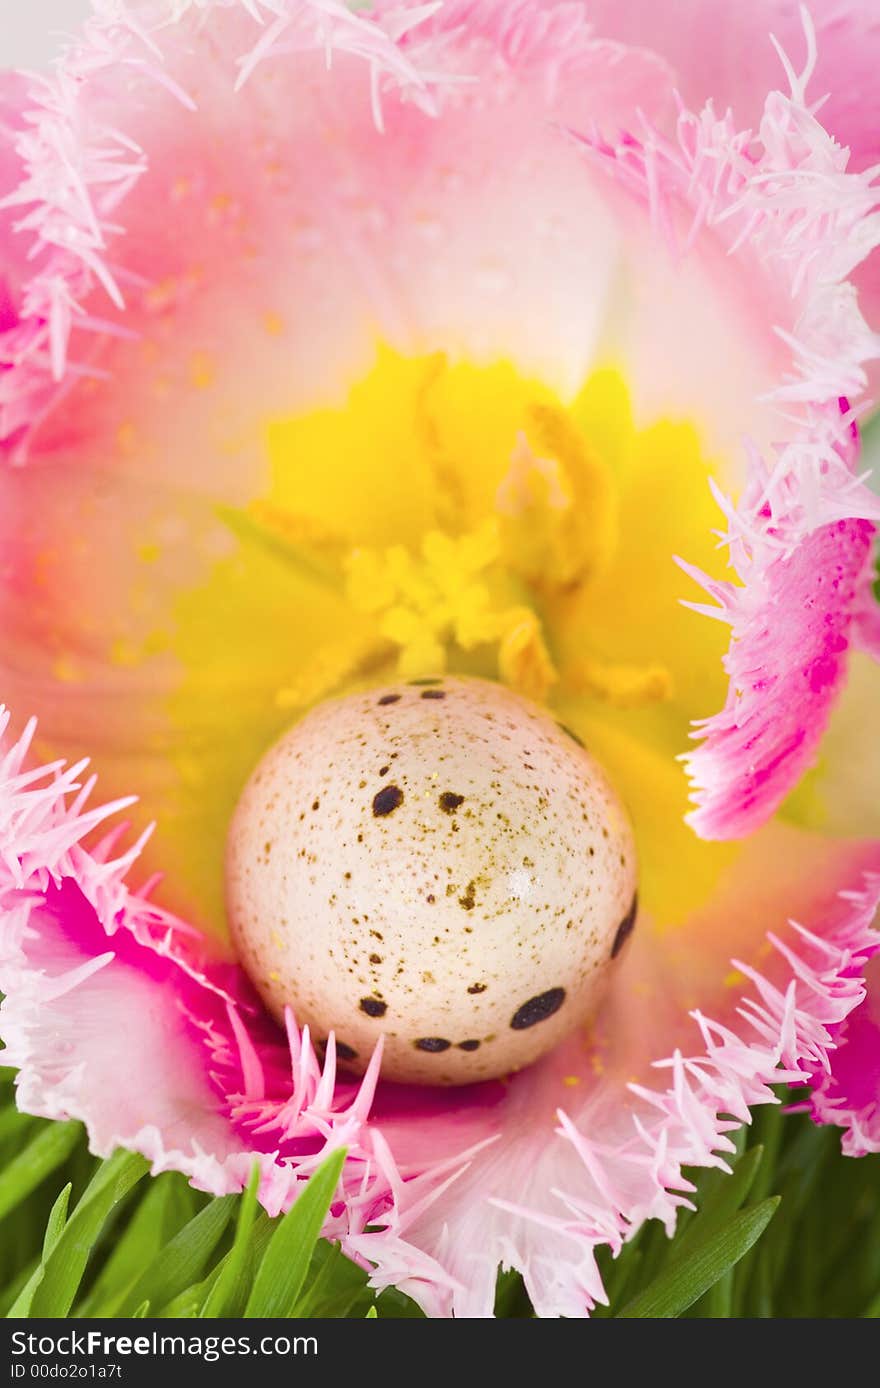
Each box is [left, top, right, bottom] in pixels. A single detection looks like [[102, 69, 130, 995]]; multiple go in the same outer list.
[[274, 632, 388, 712], [565, 657, 674, 709], [496, 402, 618, 592], [497, 608, 558, 703]]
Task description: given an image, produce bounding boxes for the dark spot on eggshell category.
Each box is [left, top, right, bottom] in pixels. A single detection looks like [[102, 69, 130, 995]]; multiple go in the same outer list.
[[415, 1037, 452, 1052], [510, 987, 566, 1030], [379, 765, 390, 776], [439, 791, 465, 814], [459, 881, 477, 911], [611, 893, 638, 959], [408, 677, 443, 686], [372, 784, 403, 817], [467, 983, 487, 994], [359, 997, 387, 1018], [311, 799, 320, 811], [335, 1041, 358, 1061], [458, 1040, 480, 1052], [421, 689, 446, 700], [377, 693, 401, 705], [557, 722, 585, 748]]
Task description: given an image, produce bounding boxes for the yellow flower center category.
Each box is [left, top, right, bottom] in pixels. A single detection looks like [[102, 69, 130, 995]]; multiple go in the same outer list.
[[170, 347, 737, 929]]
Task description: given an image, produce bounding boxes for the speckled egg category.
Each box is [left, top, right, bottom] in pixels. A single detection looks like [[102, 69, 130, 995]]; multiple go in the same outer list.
[[226, 676, 638, 1085]]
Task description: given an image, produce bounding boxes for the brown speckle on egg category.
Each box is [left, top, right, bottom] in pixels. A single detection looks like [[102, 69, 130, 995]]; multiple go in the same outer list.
[[458, 882, 476, 911], [372, 784, 403, 817], [510, 987, 566, 1030], [359, 997, 387, 1018], [439, 791, 465, 814], [557, 722, 585, 748], [415, 1037, 452, 1052], [611, 893, 638, 958]]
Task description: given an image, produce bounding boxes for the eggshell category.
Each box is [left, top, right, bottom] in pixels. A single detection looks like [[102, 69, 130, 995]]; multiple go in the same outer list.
[[226, 676, 637, 1084]]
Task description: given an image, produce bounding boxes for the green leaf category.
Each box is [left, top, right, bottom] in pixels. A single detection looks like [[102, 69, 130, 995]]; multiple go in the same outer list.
[[30, 1148, 149, 1317], [0, 1121, 81, 1224], [6, 1184, 72, 1318], [115, 1195, 235, 1317], [244, 1149, 346, 1318], [366, 1305, 378, 1318], [616, 1198, 780, 1318], [199, 1164, 260, 1318]]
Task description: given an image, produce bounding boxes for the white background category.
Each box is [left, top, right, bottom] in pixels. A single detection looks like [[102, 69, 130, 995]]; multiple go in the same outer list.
[[1, 1, 93, 68]]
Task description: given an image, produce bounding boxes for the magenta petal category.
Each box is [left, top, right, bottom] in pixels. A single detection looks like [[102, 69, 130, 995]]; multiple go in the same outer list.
[[807, 939, 880, 1154], [683, 517, 876, 838]]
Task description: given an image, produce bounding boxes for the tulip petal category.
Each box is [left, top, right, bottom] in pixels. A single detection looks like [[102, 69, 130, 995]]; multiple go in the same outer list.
[[3, 711, 877, 1316], [578, 17, 880, 837]]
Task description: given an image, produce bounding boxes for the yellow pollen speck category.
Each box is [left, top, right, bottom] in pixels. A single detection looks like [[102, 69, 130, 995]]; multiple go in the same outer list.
[[562, 1075, 581, 1087], [137, 542, 161, 564], [268, 970, 280, 982], [52, 655, 84, 684], [263, 312, 285, 336], [189, 352, 215, 389], [724, 969, 746, 989], [110, 638, 146, 669], [116, 422, 137, 454]]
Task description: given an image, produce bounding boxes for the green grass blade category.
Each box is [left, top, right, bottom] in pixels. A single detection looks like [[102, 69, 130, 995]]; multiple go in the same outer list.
[[30, 1149, 149, 1317], [0, 1121, 81, 1224], [675, 1145, 764, 1260], [0, 1263, 39, 1320], [199, 1164, 260, 1318], [41, 1184, 72, 1257], [616, 1198, 780, 1318], [6, 1184, 72, 1319], [366, 1305, 378, 1318], [215, 1213, 274, 1317], [0, 1104, 35, 1148], [115, 1195, 235, 1317], [78, 1173, 189, 1317], [295, 1242, 374, 1319], [244, 1149, 346, 1318]]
